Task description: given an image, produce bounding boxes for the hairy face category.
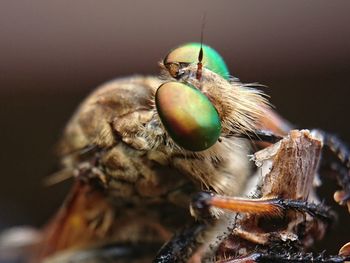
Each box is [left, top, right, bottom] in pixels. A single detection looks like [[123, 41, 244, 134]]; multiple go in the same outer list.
[[151, 43, 269, 153]]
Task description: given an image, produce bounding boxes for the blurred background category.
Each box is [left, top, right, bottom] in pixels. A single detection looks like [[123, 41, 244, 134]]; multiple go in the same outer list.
[[1, 0, 349, 255]]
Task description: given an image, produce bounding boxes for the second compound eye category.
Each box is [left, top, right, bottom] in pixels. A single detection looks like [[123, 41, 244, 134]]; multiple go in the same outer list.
[[155, 81, 222, 151], [163, 42, 230, 79]]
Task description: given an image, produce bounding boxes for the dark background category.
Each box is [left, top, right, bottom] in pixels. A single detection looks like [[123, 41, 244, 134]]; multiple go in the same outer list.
[[1, 0, 349, 255]]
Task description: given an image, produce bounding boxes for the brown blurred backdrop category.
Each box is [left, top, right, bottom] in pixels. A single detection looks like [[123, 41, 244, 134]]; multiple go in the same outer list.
[[1, 0, 350, 254]]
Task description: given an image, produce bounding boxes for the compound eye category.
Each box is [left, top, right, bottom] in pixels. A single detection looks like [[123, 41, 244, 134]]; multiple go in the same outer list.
[[155, 82, 221, 151], [163, 42, 230, 79]]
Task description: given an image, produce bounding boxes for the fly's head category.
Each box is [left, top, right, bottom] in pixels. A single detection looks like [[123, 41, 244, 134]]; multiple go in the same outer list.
[[148, 43, 269, 154]]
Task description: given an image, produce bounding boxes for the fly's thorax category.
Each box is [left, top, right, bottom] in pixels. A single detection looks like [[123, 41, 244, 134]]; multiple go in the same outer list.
[[103, 147, 193, 200], [57, 76, 163, 156]]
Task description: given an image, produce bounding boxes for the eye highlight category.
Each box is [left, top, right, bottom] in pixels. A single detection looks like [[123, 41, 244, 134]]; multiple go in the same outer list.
[[155, 82, 221, 151], [163, 42, 230, 79]]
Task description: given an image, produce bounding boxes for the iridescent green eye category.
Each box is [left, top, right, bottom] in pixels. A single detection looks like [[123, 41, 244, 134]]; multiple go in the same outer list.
[[164, 42, 230, 79], [155, 82, 221, 151]]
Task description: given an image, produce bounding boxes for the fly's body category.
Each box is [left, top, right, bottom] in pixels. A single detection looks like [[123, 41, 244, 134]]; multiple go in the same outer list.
[[9, 43, 349, 263], [32, 43, 280, 262]]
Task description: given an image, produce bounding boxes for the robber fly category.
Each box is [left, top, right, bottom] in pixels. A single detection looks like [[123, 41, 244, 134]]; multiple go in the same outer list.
[[34, 43, 276, 262], [5, 43, 349, 263]]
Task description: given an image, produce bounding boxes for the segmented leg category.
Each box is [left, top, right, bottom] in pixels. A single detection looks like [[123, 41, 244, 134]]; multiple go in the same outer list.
[[318, 131, 350, 169], [191, 191, 335, 223], [217, 252, 350, 263], [152, 223, 207, 263], [227, 129, 283, 144], [314, 130, 350, 202]]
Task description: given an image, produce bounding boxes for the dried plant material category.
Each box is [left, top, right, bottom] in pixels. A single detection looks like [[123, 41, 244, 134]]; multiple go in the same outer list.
[[216, 130, 332, 260]]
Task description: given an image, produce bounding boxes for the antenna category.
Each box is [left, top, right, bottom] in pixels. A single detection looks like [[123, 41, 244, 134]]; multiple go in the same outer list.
[[196, 13, 206, 81]]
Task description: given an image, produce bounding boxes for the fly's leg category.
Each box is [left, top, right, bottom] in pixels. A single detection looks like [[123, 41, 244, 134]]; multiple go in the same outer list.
[[227, 129, 283, 144], [192, 192, 349, 263], [164, 191, 334, 263], [314, 130, 350, 202], [153, 190, 230, 263], [152, 223, 209, 263], [269, 199, 335, 223], [318, 131, 350, 169], [191, 191, 334, 222], [217, 252, 350, 263]]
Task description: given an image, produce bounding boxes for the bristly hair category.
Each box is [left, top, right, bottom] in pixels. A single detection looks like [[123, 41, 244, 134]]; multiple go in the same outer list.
[[177, 65, 270, 140]]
